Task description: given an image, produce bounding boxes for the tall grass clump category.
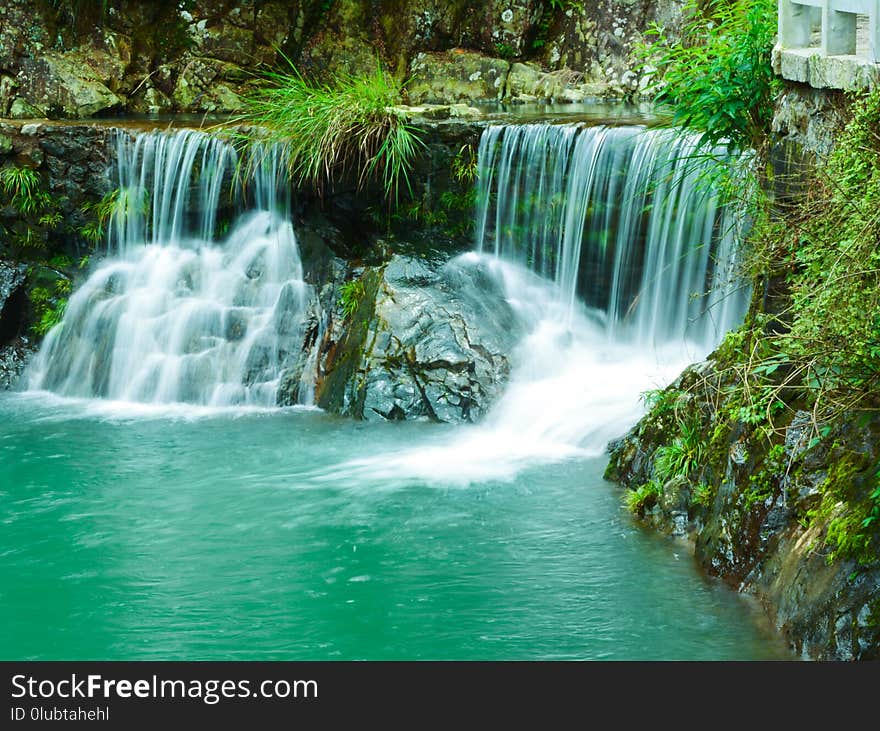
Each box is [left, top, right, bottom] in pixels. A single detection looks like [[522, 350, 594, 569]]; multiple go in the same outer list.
[[238, 61, 424, 202]]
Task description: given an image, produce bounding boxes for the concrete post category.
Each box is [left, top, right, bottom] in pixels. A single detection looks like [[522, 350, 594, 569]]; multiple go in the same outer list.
[[779, 0, 814, 48], [821, 0, 857, 55], [870, 6, 880, 62]]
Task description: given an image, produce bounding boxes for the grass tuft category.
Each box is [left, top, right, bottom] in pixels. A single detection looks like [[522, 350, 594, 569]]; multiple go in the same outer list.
[[233, 59, 425, 203]]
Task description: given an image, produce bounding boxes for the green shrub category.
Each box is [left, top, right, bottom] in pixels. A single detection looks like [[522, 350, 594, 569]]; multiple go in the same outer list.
[[653, 418, 704, 483], [29, 280, 69, 337], [0, 166, 63, 252], [639, 0, 780, 152], [692, 482, 716, 508]]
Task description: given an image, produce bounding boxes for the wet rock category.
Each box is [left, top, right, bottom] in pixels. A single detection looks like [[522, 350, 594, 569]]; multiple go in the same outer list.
[[314, 254, 519, 423], [772, 83, 847, 159], [0, 260, 27, 340], [0, 336, 35, 390], [0, 75, 17, 117], [128, 84, 173, 116], [785, 410, 815, 459], [9, 98, 43, 119], [607, 353, 880, 660], [0, 261, 30, 389]]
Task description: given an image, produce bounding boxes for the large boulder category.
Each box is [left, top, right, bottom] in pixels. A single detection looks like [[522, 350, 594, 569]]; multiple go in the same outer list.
[[542, 0, 688, 96], [170, 58, 248, 113], [13, 49, 124, 118], [313, 254, 520, 423]]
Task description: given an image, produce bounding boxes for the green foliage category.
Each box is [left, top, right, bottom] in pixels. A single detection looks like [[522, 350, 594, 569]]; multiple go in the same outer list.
[[743, 442, 785, 509], [339, 279, 366, 318], [723, 88, 880, 436], [653, 417, 705, 483], [0, 166, 63, 252], [777, 90, 880, 409], [640, 387, 682, 419], [1, 166, 40, 210], [29, 280, 69, 337], [236, 59, 425, 202], [638, 0, 780, 151], [692, 482, 716, 509], [800, 452, 879, 565], [626, 481, 662, 516], [548, 0, 584, 11], [80, 187, 148, 246], [451, 144, 478, 185], [494, 43, 516, 60]]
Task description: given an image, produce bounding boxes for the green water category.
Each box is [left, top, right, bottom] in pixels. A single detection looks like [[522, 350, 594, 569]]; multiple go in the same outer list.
[[0, 393, 791, 660]]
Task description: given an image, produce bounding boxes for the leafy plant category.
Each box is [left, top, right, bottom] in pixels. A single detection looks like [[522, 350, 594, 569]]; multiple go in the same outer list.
[[80, 187, 148, 246], [692, 482, 716, 508], [640, 387, 682, 419], [29, 281, 69, 337], [1, 166, 41, 211], [653, 418, 705, 483], [0, 166, 63, 252], [234, 59, 425, 202], [626, 481, 662, 516], [451, 144, 478, 185], [339, 279, 366, 318], [638, 0, 780, 152], [494, 42, 516, 60]]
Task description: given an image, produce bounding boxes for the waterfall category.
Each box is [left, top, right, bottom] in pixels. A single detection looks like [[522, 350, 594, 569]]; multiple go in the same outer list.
[[321, 124, 751, 484], [474, 124, 749, 350], [28, 129, 309, 407]]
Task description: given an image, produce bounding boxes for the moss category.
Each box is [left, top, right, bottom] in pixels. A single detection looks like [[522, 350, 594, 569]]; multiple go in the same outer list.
[[314, 267, 382, 415], [805, 450, 879, 565]]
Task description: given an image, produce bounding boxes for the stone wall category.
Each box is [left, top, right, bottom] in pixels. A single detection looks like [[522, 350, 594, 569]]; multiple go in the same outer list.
[[771, 80, 848, 159]]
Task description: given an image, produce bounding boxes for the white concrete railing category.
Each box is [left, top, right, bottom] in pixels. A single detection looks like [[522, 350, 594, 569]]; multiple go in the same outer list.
[[778, 0, 880, 61]]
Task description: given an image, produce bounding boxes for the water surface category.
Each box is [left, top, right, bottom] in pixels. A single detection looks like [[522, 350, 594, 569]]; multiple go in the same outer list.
[[0, 394, 790, 660]]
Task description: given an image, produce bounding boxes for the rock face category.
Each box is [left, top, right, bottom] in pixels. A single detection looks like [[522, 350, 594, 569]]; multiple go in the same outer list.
[[542, 0, 689, 96], [14, 50, 124, 118], [0, 260, 26, 335], [0, 336, 35, 390], [0, 259, 32, 389], [606, 358, 880, 660], [0, 121, 115, 259], [772, 81, 847, 159], [309, 254, 519, 423], [0, 0, 687, 117]]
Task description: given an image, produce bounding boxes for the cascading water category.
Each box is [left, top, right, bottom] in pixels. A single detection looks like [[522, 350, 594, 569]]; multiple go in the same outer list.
[[28, 129, 310, 407], [475, 123, 749, 349], [27, 121, 747, 481], [323, 123, 750, 485]]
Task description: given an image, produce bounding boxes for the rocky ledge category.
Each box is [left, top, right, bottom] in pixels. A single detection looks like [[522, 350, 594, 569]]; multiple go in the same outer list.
[[606, 357, 880, 660]]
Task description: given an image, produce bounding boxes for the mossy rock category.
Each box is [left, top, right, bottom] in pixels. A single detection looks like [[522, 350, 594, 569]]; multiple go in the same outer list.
[[407, 50, 511, 104]]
